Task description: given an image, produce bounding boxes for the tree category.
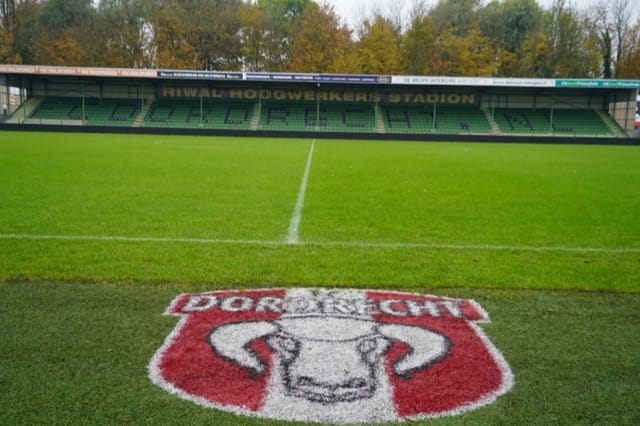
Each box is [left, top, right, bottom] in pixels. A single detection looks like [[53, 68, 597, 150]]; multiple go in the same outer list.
[[588, 0, 637, 78], [435, 27, 497, 76], [478, 0, 543, 77], [498, 31, 549, 77], [1, 0, 16, 30], [327, 27, 359, 74], [429, 0, 480, 36], [95, 0, 152, 68], [239, 0, 311, 71], [6, 0, 39, 64], [0, 27, 19, 63], [289, 2, 353, 73], [34, 0, 95, 66], [147, 0, 198, 69], [609, 0, 636, 77], [238, 2, 266, 71], [355, 15, 402, 74], [426, 0, 499, 76], [35, 30, 88, 66], [544, 0, 600, 77], [614, 20, 640, 78], [479, 0, 542, 52], [181, 0, 244, 71], [0, 0, 21, 63], [400, 8, 436, 75]]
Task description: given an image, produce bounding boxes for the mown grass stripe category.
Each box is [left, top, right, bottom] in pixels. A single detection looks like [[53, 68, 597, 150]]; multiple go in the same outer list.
[[1, 233, 638, 254]]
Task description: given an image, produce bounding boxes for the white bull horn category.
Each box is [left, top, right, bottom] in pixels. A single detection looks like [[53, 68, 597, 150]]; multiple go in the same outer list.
[[209, 321, 278, 376], [377, 324, 450, 378]]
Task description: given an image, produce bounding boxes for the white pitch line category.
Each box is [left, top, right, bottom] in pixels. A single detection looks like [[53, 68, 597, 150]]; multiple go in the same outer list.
[[317, 240, 640, 253], [0, 233, 277, 246], [286, 139, 316, 244], [1, 233, 639, 254]]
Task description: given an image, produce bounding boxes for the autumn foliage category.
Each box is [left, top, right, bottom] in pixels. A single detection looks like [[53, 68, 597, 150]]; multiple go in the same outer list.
[[0, 0, 638, 78]]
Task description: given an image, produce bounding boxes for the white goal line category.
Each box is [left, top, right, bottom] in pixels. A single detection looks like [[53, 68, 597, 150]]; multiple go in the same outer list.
[[0, 233, 638, 254]]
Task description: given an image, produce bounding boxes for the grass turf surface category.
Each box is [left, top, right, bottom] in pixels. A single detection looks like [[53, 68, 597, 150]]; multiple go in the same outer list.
[[1, 282, 638, 425], [1, 131, 639, 424]]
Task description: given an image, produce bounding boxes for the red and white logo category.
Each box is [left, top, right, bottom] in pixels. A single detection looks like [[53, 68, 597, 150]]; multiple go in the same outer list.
[[148, 288, 514, 424]]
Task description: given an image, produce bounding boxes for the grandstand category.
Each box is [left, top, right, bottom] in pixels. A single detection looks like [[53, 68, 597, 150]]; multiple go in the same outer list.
[[0, 65, 638, 141], [22, 96, 619, 138]]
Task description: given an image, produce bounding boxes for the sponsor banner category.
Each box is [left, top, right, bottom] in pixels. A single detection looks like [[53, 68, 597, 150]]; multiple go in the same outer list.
[[556, 79, 640, 89], [149, 288, 514, 424], [0, 64, 156, 78], [157, 70, 243, 80], [2, 65, 637, 90], [393, 75, 556, 88], [245, 73, 391, 84], [157, 87, 479, 104]]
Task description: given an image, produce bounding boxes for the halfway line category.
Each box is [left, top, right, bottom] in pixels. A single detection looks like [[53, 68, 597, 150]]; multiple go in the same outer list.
[[286, 139, 316, 244]]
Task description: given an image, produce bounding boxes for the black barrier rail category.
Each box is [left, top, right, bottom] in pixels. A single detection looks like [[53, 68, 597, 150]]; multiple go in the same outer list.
[[1, 123, 639, 146]]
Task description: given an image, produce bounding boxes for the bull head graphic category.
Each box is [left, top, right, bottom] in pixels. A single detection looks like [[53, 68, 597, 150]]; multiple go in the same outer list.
[[209, 316, 450, 404]]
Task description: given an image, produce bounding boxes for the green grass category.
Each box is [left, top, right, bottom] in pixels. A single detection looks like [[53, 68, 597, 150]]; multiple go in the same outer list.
[[1, 131, 639, 424], [307, 141, 639, 247], [1, 282, 638, 425], [1, 132, 638, 291], [1, 133, 307, 239]]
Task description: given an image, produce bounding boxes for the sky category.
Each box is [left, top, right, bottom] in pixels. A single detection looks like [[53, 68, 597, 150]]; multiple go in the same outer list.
[[321, 0, 637, 29]]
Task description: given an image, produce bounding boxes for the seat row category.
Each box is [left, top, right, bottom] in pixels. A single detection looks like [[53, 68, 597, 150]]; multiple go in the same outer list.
[[26, 97, 616, 136], [31, 97, 141, 126], [494, 108, 613, 136], [142, 99, 254, 129], [258, 103, 376, 133], [382, 105, 492, 134]]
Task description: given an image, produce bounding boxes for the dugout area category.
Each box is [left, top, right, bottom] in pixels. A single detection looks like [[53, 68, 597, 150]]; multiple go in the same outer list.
[[0, 64, 638, 143]]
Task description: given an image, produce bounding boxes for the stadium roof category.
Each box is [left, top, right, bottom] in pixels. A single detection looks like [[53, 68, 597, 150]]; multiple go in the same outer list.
[[1, 64, 639, 90]]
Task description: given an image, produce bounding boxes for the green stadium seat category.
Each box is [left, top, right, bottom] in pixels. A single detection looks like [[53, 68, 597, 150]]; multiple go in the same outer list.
[[493, 108, 614, 136], [30, 97, 141, 126], [258, 102, 376, 133], [380, 104, 492, 135], [142, 99, 255, 129]]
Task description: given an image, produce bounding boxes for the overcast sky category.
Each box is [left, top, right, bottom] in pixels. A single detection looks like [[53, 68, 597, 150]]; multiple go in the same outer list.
[[321, 0, 637, 29]]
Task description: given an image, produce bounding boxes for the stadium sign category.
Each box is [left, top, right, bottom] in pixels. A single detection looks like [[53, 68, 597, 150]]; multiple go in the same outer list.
[[149, 288, 514, 424], [157, 87, 479, 104]]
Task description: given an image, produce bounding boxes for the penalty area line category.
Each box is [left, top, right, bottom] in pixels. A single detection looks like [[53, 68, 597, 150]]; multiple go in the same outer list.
[[286, 139, 316, 244], [0, 233, 639, 254]]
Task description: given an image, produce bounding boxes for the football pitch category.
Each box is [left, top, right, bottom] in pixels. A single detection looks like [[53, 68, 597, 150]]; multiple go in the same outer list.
[[1, 131, 639, 424]]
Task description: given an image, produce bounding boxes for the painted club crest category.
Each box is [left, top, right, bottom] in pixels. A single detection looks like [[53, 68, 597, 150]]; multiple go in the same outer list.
[[148, 289, 514, 424]]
